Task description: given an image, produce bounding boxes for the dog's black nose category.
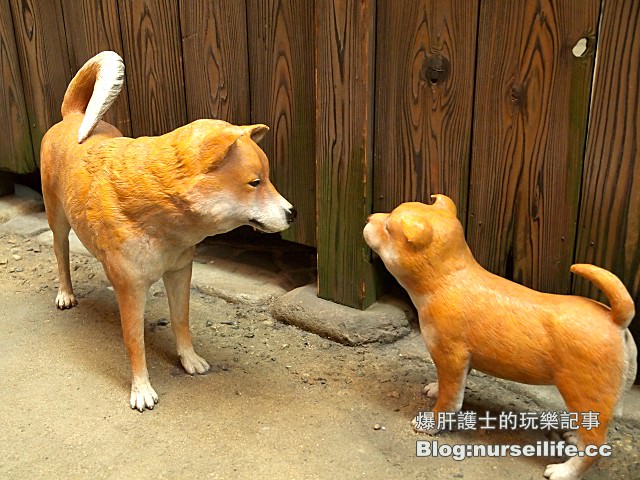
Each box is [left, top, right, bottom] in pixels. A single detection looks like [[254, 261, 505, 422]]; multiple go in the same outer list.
[[286, 207, 297, 224]]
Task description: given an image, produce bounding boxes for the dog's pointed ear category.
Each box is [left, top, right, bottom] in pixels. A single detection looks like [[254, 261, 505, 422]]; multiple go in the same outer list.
[[430, 194, 457, 216], [243, 124, 269, 143], [198, 131, 245, 171], [399, 215, 432, 248]]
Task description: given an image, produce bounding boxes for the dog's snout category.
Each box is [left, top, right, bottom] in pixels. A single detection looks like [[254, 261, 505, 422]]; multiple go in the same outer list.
[[286, 207, 297, 224]]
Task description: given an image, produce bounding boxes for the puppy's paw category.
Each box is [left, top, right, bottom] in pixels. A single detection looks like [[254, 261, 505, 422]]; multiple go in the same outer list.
[[544, 462, 580, 480], [55, 290, 77, 309], [179, 349, 210, 375], [411, 418, 440, 436], [130, 380, 159, 412], [423, 382, 439, 399]]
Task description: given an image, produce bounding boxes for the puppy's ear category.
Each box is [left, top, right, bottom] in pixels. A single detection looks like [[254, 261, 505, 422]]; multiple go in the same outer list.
[[430, 194, 457, 216], [243, 124, 269, 143], [399, 215, 432, 248]]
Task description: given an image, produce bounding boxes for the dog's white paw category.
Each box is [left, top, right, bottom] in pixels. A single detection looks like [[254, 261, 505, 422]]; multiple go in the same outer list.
[[130, 380, 159, 412], [411, 416, 440, 435], [55, 290, 77, 309], [180, 349, 210, 375], [544, 462, 580, 480], [423, 382, 439, 399]]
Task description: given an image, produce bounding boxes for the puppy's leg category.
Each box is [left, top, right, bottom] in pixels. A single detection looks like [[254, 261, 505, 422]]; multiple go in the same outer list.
[[47, 208, 77, 309], [113, 284, 158, 411], [430, 346, 470, 415], [163, 264, 210, 375], [544, 374, 618, 480]]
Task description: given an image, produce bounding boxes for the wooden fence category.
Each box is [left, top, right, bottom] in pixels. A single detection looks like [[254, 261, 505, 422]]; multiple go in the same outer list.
[[1, 0, 639, 341]]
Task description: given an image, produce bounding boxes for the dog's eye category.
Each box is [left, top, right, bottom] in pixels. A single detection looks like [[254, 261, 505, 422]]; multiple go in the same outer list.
[[249, 179, 261, 188]]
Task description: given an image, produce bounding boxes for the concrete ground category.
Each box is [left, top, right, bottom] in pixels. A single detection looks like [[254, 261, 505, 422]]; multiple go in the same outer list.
[[0, 186, 638, 480]]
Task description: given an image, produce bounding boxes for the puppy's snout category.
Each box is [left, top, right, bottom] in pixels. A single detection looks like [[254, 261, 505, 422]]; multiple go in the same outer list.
[[286, 207, 297, 224]]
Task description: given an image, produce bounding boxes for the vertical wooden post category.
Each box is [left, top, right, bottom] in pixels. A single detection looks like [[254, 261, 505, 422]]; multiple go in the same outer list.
[[573, 0, 640, 354], [117, 0, 186, 137], [180, 0, 250, 126], [0, 0, 35, 176], [316, 0, 377, 309], [61, 0, 132, 136], [10, 0, 71, 162], [247, 0, 317, 247], [373, 0, 479, 224], [466, 0, 600, 294]]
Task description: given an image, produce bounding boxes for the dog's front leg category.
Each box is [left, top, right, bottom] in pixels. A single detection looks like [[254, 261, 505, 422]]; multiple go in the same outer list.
[[114, 285, 158, 411], [430, 346, 470, 415], [163, 263, 210, 375]]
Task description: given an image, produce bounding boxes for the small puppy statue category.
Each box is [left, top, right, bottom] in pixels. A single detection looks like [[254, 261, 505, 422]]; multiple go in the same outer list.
[[364, 194, 636, 480], [40, 51, 296, 411]]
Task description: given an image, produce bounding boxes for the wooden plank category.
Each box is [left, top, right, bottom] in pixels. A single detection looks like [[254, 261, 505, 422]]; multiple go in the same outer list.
[[117, 0, 186, 137], [466, 0, 600, 294], [10, 0, 72, 161], [373, 0, 478, 225], [0, 0, 35, 174], [61, 0, 132, 136], [180, 0, 250, 125], [574, 0, 640, 345], [246, 0, 316, 247], [316, 0, 377, 309]]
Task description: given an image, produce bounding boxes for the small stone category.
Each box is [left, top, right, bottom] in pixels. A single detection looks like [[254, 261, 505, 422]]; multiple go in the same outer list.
[[12, 254, 21, 261], [373, 424, 382, 430], [0, 258, 7, 265], [262, 319, 274, 327], [244, 332, 255, 338], [15, 267, 24, 273], [33, 247, 41, 253], [206, 320, 213, 327]]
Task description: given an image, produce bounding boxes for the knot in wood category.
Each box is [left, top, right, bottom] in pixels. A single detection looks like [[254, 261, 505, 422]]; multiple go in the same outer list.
[[510, 83, 525, 106], [422, 54, 450, 85]]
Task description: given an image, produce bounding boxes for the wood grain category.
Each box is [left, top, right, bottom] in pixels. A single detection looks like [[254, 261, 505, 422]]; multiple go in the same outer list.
[[61, 0, 132, 136], [316, 0, 377, 309], [373, 0, 478, 225], [180, 0, 250, 125], [466, 0, 599, 294], [10, 0, 72, 160], [247, 0, 316, 247], [574, 0, 640, 344], [117, 0, 186, 137], [0, 0, 35, 174]]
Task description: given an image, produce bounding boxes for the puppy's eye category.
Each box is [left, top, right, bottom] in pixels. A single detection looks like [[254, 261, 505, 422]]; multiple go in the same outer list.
[[249, 179, 261, 188]]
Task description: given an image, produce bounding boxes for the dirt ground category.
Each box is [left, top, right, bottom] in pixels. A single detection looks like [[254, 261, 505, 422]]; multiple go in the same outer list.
[[0, 231, 638, 480]]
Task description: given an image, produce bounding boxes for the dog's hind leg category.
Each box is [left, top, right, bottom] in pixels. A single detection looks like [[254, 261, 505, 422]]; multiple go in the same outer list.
[[45, 202, 77, 309], [163, 263, 210, 375], [544, 372, 619, 480]]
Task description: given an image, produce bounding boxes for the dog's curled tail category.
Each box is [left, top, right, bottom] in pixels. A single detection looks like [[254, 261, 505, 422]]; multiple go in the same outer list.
[[60, 51, 124, 143], [570, 264, 635, 328]]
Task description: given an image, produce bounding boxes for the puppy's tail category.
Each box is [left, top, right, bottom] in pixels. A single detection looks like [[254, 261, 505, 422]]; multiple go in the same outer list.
[[570, 264, 635, 328], [60, 51, 124, 143]]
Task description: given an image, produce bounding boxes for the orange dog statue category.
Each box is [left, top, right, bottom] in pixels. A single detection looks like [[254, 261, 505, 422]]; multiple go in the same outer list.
[[40, 51, 296, 411], [364, 195, 636, 480]]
